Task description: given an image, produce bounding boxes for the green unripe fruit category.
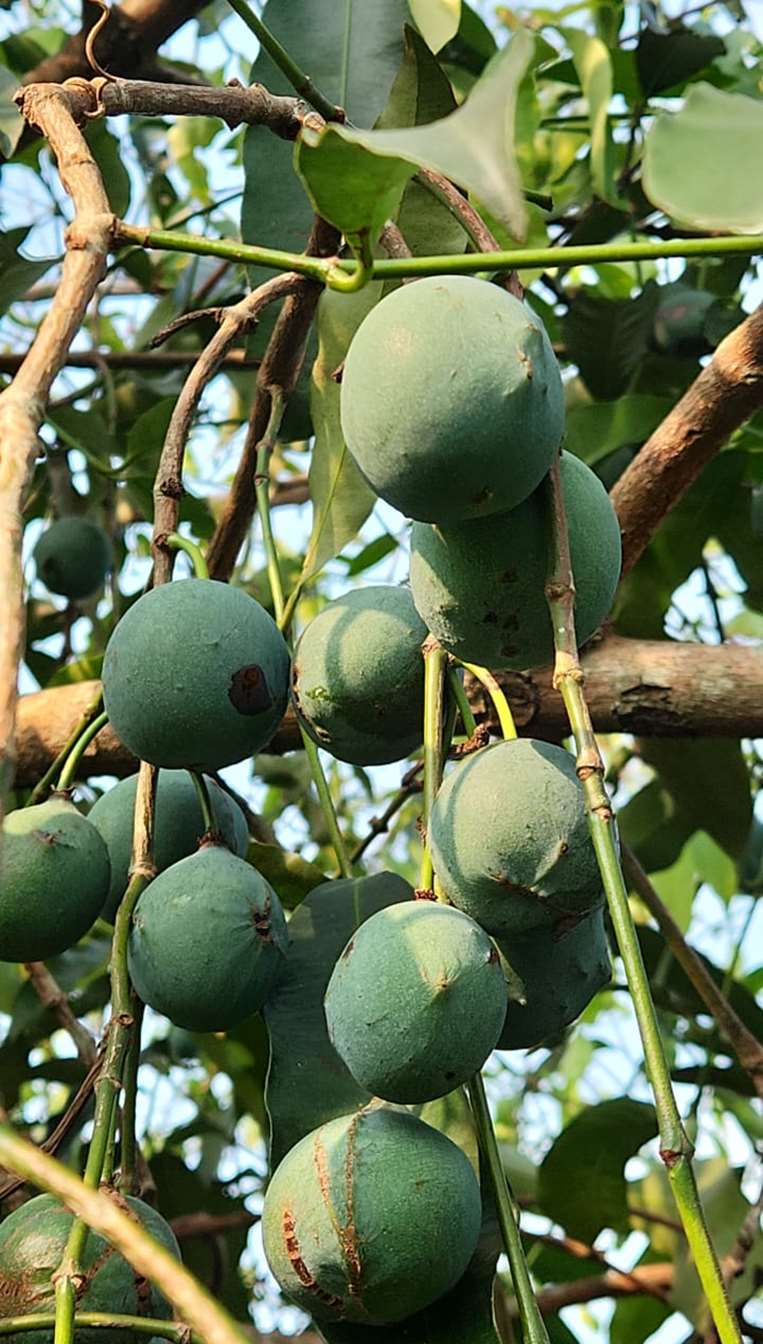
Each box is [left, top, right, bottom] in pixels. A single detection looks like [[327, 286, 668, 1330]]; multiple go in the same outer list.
[[0, 1193, 179, 1344], [0, 797, 110, 963], [496, 906, 611, 1050], [33, 517, 111, 601], [340, 276, 564, 524], [291, 586, 426, 765], [102, 578, 290, 771], [410, 451, 621, 669], [90, 769, 249, 922], [262, 1106, 481, 1324], [128, 842, 287, 1031], [653, 287, 714, 355], [325, 902, 505, 1103], [429, 738, 602, 938]]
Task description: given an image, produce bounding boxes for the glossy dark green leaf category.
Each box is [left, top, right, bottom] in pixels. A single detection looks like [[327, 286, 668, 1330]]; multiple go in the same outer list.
[[636, 24, 725, 96], [637, 925, 763, 1041], [640, 738, 752, 860], [563, 284, 660, 400], [84, 120, 131, 217], [538, 1100, 658, 1242]]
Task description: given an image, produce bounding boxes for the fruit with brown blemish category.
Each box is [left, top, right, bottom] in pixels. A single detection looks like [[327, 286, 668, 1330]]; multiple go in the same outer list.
[[291, 585, 427, 765], [0, 1193, 179, 1344], [324, 902, 506, 1102], [102, 577, 290, 771], [496, 905, 611, 1049], [128, 842, 288, 1030], [429, 738, 603, 938], [262, 1106, 482, 1323], [409, 451, 621, 669], [90, 769, 249, 922], [33, 516, 112, 601], [339, 275, 564, 523], [0, 796, 110, 963]]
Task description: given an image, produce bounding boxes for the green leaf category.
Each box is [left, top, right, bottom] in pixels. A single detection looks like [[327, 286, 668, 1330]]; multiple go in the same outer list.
[[563, 284, 661, 400], [246, 839, 327, 910], [636, 24, 725, 96], [565, 394, 670, 467], [648, 830, 737, 930], [408, 0, 461, 53], [342, 532, 399, 577], [0, 65, 23, 158], [640, 738, 752, 861], [0, 227, 57, 316], [643, 83, 763, 233], [297, 29, 534, 241], [84, 120, 131, 217], [563, 28, 616, 205], [637, 925, 763, 1042], [298, 284, 380, 589], [538, 1099, 658, 1243]]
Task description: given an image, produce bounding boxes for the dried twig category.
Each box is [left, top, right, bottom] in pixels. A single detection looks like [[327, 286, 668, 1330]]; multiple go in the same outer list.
[[503, 1262, 675, 1318], [59, 75, 321, 138], [23, 963, 97, 1068]]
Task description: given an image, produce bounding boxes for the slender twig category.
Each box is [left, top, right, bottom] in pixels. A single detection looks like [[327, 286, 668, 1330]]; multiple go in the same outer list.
[[0, 351, 260, 374], [254, 390, 287, 626], [188, 771, 216, 836], [23, 962, 97, 1068], [27, 687, 104, 805], [622, 846, 763, 1101], [0, 1316, 201, 1343], [418, 639, 448, 896], [349, 763, 423, 864], [458, 661, 517, 741], [118, 997, 144, 1196], [57, 74, 321, 137], [57, 711, 109, 791], [224, 0, 344, 123], [165, 532, 209, 581], [543, 458, 741, 1344]]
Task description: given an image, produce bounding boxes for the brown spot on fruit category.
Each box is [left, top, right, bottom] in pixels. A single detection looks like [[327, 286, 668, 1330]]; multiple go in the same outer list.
[[229, 664, 272, 715], [282, 1209, 344, 1310]]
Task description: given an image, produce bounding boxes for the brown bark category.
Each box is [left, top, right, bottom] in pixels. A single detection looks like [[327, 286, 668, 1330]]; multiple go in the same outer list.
[[13, 636, 763, 788], [504, 1261, 674, 1319], [0, 351, 259, 374], [611, 303, 763, 576]]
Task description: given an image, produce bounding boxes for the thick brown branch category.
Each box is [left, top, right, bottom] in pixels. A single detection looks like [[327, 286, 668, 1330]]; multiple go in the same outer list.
[[59, 76, 320, 139], [612, 303, 763, 576], [622, 846, 763, 1101]]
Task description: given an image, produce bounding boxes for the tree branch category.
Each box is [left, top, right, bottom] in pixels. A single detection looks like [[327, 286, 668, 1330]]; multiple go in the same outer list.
[[504, 1262, 674, 1318], [611, 303, 763, 576], [0, 351, 259, 375], [23, 963, 97, 1068]]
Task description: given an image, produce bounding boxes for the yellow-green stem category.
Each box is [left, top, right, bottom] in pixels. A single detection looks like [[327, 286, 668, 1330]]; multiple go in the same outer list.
[[165, 532, 209, 580], [419, 641, 447, 894], [446, 665, 478, 737], [254, 390, 287, 627], [27, 688, 103, 805], [299, 730, 354, 879], [188, 770, 216, 835], [56, 711, 109, 792], [458, 662, 517, 740], [0, 1315, 201, 1342], [119, 998, 143, 1194]]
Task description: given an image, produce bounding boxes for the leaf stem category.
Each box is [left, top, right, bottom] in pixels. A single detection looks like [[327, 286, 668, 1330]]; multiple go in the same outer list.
[[119, 997, 144, 1194], [419, 640, 447, 895], [458, 662, 517, 740], [224, 0, 343, 123], [542, 459, 741, 1344], [299, 730, 354, 879], [0, 1315, 201, 1342], [446, 665, 478, 737], [467, 1073, 550, 1344], [187, 770, 216, 836], [27, 688, 104, 805], [254, 389, 287, 626], [165, 532, 209, 580], [56, 711, 109, 792]]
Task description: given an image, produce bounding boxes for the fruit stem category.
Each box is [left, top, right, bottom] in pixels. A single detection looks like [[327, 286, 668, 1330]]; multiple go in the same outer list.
[[223, 0, 344, 123], [446, 665, 478, 737], [458, 662, 517, 740], [419, 640, 447, 895], [189, 771, 216, 836], [119, 997, 144, 1194], [543, 458, 742, 1344], [0, 1314, 202, 1342], [56, 711, 109, 792], [467, 1073, 550, 1344], [299, 730, 355, 879], [254, 389, 287, 626], [326, 231, 374, 294], [27, 687, 104, 805], [165, 532, 209, 580]]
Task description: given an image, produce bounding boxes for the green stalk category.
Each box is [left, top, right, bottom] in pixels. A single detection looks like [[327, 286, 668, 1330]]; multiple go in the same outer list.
[[27, 688, 103, 805], [118, 998, 143, 1194], [254, 390, 287, 626], [419, 640, 447, 895], [113, 221, 763, 284], [56, 712, 109, 791], [224, 0, 343, 122], [0, 1316, 201, 1342], [467, 1074, 550, 1344], [188, 770, 216, 835], [543, 461, 741, 1344], [446, 665, 478, 737], [299, 730, 354, 879], [165, 532, 209, 580], [458, 661, 517, 740]]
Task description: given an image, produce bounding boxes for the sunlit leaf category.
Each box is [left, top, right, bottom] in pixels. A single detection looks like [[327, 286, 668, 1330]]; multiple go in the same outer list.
[[409, 0, 461, 52]]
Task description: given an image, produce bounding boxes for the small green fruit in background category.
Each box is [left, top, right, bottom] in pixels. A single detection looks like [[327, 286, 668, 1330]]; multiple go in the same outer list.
[[0, 797, 110, 963], [496, 906, 611, 1050], [90, 769, 249, 922], [102, 578, 290, 771], [325, 901, 505, 1102], [429, 738, 602, 938], [33, 517, 112, 601], [262, 1106, 481, 1324], [340, 276, 564, 524], [291, 585, 427, 765], [653, 287, 714, 355], [0, 1193, 179, 1344], [128, 842, 288, 1031], [410, 451, 621, 670]]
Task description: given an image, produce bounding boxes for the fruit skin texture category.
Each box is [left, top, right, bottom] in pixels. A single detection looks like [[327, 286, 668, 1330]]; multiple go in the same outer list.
[[340, 275, 564, 524], [0, 1193, 179, 1344], [262, 1106, 481, 1324], [102, 578, 290, 771], [0, 797, 110, 963], [496, 905, 611, 1049], [291, 585, 427, 765], [128, 842, 288, 1031], [410, 450, 621, 670], [90, 769, 249, 922], [33, 517, 111, 601], [324, 902, 505, 1103], [429, 738, 602, 938]]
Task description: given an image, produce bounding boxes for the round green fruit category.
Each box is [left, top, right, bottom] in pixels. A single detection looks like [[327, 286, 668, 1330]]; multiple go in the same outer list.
[[0, 1193, 179, 1344], [325, 901, 505, 1103], [429, 738, 602, 938], [410, 451, 621, 669], [340, 276, 564, 524], [291, 586, 426, 765], [128, 842, 288, 1031], [262, 1106, 481, 1324], [90, 769, 249, 922], [102, 578, 290, 771], [0, 797, 110, 963], [33, 517, 111, 601], [496, 905, 611, 1050]]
